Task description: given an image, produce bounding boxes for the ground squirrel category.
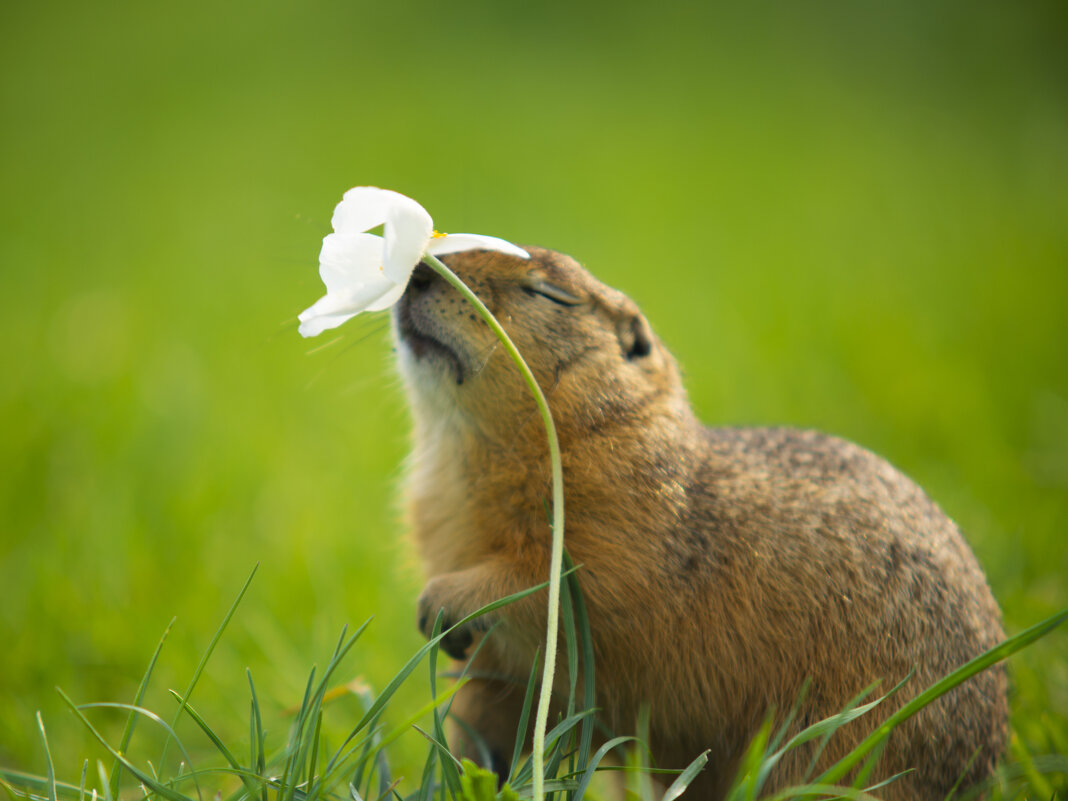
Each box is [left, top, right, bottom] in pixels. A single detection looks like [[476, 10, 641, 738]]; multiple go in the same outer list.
[[392, 246, 1008, 799]]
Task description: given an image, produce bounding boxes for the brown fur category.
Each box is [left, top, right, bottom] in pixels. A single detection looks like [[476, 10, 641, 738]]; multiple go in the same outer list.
[[392, 247, 1008, 799]]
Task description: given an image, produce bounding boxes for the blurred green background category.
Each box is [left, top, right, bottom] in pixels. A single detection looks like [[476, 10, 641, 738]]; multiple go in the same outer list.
[[2, 0, 1066, 785]]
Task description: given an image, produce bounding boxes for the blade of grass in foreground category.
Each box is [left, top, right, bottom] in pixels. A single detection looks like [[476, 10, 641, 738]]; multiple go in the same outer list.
[[569, 562, 597, 776], [508, 652, 542, 785], [35, 713, 56, 801], [351, 708, 386, 798], [661, 750, 710, 801], [278, 665, 319, 797], [0, 769, 99, 801], [817, 607, 1068, 787], [108, 617, 175, 801], [959, 753, 1068, 801], [512, 710, 599, 789], [799, 684, 884, 782], [347, 569, 575, 748], [0, 777, 19, 801], [571, 736, 638, 801], [760, 781, 890, 800], [95, 760, 113, 801], [1015, 738, 1057, 798], [55, 691, 190, 801], [411, 725, 464, 777], [727, 714, 771, 801], [280, 621, 372, 801], [427, 611, 463, 799], [160, 564, 259, 776], [313, 680, 467, 796], [167, 692, 261, 800], [77, 704, 202, 801], [247, 670, 267, 801]]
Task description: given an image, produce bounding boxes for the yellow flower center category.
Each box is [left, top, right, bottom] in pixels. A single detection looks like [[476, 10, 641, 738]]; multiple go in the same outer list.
[[431, 230, 447, 238]]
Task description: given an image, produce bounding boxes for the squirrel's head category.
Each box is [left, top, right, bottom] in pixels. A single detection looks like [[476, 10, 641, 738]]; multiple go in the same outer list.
[[393, 246, 687, 443]]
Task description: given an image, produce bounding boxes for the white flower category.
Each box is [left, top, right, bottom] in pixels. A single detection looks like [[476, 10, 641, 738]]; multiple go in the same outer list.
[[298, 187, 530, 337]]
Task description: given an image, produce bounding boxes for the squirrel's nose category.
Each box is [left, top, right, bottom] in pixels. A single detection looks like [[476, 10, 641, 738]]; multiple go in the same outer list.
[[408, 262, 438, 295]]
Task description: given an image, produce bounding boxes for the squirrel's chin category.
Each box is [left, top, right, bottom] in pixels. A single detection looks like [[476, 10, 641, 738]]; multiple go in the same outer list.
[[393, 296, 468, 386], [398, 334, 466, 386]]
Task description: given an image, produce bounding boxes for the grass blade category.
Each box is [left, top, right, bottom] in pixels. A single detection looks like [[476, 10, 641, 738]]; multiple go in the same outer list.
[[560, 568, 579, 718], [508, 651, 541, 784], [350, 712, 385, 797], [762, 781, 886, 800], [850, 738, 889, 791], [0, 770, 94, 801], [299, 638, 378, 792], [1007, 735, 1056, 800], [415, 732, 439, 801], [427, 611, 462, 798], [167, 691, 260, 800], [96, 759, 113, 801], [562, 555, 596, 774], [571, 736, 637, 801], [726, 713, 771, 801], [312, 678, 467, 799], [77, 703, 202, 801], [635, 705, 655, 801], [0, 777, 23, 801], [109, 617, 175, 801], [247, 670, 267, 801], [161, 564, 259, 775], [280, 666, 319, 795], [411, 726, 464, 772], [768, 682, 807, 756], [371, 777, 402, 801], [817, 607, 1068, 787], [308, 709, 324, 801], [799, 683, 883, 782], [514, 711, 598, 790], [282, 620, 372, 801], [56, 691, 190, 801], [35, 714, 56, 801], [349, 574, 572, 743], [557, 556, 582, 800], [661, 750, 709, 801]]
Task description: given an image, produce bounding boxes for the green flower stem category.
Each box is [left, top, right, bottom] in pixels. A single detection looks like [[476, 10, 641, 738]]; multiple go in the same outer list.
[[423, 253, 564, 801]]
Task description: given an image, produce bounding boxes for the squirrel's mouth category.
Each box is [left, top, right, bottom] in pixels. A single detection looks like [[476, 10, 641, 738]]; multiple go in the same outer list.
[[395, 294, 466, 385]]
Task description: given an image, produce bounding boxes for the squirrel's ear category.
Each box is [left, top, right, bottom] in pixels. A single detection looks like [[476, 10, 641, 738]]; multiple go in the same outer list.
[[618, 313, 653, 361]]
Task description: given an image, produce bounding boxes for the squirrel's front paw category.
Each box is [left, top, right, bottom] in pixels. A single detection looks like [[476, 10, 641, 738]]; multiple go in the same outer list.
[[417, 575, 492, 660]]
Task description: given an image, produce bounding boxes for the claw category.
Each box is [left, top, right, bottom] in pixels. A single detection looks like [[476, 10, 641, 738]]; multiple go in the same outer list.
[[440, 626, 474, 660]]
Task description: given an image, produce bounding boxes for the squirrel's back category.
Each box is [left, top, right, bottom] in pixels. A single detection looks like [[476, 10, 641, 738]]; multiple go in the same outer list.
[[688, 426, 1006, 791]]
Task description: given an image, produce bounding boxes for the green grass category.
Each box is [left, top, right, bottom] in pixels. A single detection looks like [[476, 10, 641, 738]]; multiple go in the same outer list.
[[1, 0, 1066, 795], [2, 566, 1065, 801]]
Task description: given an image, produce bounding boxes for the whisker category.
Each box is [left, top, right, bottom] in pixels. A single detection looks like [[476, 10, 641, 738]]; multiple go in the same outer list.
[[303, 316, 393, 390], [260, 316, 301, 346], [305, 335, 346, 355], [333, 319, 392, 357]]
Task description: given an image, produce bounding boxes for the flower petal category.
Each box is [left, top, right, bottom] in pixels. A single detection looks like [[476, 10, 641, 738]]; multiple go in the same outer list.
[[297, 304, 359, 338], [331, 187, 434, 285], [382, 196, 433, 284], [318, 231, 385, 294], [330, 186, 406, 234], [363, 279, 408, 312], [426, 233, 529, 260], [297, 274, 401, 337]]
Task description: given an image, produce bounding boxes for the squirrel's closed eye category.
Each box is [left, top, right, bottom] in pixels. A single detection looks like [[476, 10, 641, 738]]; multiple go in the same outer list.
[[521, 278, 583, 307]]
